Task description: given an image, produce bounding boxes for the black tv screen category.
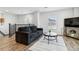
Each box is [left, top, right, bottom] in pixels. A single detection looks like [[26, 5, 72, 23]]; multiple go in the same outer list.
[[64, 17, 79, 27]]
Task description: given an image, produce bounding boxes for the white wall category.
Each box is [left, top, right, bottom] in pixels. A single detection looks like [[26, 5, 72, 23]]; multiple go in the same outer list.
[[32, 11, 41, 27], [1, 7, 79, 36], [73, 8, 79, 17], [40, 8, 74, 35], [0, 12, 17, 35], [32, 12, 38, 25], [15, 7, 79, 35], [16, 13, 34, 24], [16, 12, 41, 27], [0, 12, 34, 36]]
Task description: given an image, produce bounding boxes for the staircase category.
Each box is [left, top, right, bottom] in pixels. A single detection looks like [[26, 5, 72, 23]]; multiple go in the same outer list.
[[0, 33, 3, 37], [0, 30, 6, 36], [0, 24, 10, 38], [0, 30, 8, 38]]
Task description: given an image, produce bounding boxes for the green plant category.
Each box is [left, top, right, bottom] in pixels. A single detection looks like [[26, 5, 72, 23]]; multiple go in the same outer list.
[[49, 29, 51, 32]]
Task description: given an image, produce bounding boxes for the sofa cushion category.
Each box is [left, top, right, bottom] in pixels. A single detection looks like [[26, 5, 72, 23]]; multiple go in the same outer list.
[[18, 27, 30, 32], [30, 26, 37, 33], [18, 27, 25, 31], [30, 32, 38, 41], [30, 32, 37, 37]]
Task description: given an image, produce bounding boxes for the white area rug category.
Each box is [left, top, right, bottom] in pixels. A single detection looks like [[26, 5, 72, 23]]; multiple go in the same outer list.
[[29, 36, 67, 51]]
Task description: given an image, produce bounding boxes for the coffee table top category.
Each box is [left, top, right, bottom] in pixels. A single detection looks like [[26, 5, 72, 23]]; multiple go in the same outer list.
[[44, 32, 57, 36]]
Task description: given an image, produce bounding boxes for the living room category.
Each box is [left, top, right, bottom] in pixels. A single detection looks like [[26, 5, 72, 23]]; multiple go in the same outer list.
[[0, 7, 79, 51]]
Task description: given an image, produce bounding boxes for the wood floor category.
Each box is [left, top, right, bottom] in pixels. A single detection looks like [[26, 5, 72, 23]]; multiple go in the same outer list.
[[63, 36, 79, 51], [0, 35, 79, 51], [0, 35, 32, 51]]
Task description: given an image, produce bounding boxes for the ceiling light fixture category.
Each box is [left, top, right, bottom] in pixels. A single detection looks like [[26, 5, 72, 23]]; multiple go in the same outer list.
[[30, 10, 32, 11], [44, 7, 48, 8], [5, 10, 9, 12]]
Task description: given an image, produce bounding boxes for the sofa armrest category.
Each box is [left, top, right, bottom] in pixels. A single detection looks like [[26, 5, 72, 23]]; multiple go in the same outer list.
[[37, 28, 43, 30], [15, 31, 30, 45], [16, 31, 29, 34]]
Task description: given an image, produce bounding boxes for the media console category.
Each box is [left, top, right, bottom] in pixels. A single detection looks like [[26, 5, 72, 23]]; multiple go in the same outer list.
[[64, 17, 79, 39]]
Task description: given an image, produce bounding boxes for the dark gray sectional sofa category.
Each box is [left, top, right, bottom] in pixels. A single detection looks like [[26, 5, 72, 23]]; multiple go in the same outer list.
[[15, 25, 43, 45]]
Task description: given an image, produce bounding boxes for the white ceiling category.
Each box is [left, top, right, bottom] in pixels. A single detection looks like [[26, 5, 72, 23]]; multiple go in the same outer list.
[[0, 7, 71, 15]]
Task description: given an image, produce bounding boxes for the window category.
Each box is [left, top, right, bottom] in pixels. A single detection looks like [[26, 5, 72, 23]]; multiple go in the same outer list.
[[48, 16, 57, 32]]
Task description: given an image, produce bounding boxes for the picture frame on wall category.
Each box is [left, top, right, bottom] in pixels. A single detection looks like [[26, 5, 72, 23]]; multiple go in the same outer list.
[[0, 17, 4, 25]]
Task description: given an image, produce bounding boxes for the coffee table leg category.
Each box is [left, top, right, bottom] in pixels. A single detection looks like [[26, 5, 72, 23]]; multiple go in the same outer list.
[[56, 36, 57, 42], [43, 36, 45, 40], [48, 36, 49, 44]]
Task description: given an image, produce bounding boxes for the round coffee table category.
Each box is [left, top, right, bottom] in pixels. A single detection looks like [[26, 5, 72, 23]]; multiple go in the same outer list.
[[43, 32, 58, 44]]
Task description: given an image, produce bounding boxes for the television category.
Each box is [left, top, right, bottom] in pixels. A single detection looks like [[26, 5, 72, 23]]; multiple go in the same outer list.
[[64, 17, 79, 27]]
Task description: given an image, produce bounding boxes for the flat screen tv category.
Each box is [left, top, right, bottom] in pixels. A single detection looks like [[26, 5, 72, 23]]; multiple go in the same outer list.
[[64, 17, 79, 27]]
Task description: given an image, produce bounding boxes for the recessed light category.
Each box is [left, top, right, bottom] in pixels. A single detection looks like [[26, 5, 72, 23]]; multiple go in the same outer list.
[[30, 10, 32, 11], [5, 10, 9, 12], [44, 7, 48, 8]]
